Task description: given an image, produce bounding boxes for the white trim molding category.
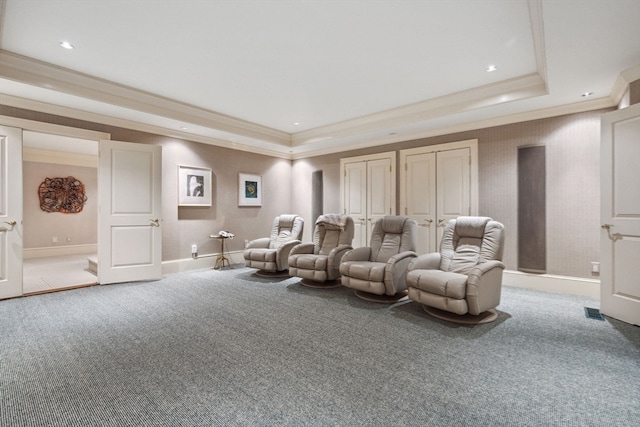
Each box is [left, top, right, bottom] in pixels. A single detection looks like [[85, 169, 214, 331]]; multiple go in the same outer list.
[[24, 244, 98, 259], [161, 250, 246, 276], [503, 270, 600, 299]]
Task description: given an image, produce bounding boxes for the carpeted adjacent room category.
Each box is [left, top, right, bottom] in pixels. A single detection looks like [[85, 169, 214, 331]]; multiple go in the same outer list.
[[1, 267, 638, 426]]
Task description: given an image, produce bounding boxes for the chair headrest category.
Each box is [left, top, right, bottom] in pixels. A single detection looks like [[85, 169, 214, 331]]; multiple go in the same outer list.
[[453, 216, 491, 238], [380, 215, 410, 234]]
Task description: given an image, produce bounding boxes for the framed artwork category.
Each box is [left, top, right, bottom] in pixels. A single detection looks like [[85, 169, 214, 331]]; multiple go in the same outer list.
[[178, 165, 212, 206], [238, 173, 262, 206]]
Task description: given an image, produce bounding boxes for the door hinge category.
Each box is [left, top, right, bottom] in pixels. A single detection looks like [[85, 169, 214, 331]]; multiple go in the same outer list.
[[404, 207, 408, 215], [405, 163, 407, 171]]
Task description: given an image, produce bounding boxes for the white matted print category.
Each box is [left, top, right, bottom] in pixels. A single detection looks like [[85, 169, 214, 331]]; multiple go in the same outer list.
[[239, 173, 262, 206], [178, 166, 212, 206]]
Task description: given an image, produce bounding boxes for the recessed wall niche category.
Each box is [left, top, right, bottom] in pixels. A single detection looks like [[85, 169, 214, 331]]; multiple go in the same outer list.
[[517, 145, 546, 273]]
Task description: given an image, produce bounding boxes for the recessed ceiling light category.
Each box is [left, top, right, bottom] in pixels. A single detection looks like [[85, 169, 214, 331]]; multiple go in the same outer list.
[[60, 41, 74, 50], [486, 65, 497, 72], [180, 126, 188, 130], [581, 92, 594, 98], [293, 122, 300, 126]]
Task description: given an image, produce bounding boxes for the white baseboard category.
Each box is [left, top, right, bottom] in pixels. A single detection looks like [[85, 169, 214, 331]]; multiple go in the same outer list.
[[24, 244, 98, 259], [162, 250, 245, 275], [503, 270, 600, 299], [161, 259, 599, 299]]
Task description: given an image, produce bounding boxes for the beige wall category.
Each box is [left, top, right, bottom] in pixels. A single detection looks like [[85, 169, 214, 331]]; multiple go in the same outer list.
[[2, 104, 611, 278], [23, 162, 98, 249], [294, 109, 611, 279]]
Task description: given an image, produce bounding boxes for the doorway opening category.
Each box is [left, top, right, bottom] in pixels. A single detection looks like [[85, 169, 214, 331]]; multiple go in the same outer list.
[[22, 131, 99, 295]]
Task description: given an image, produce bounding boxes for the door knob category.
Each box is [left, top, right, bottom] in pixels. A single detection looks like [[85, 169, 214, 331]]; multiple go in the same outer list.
[[601, 223, 622, 241], [150, 218, 160, 227], [2, 220, 17, 232]]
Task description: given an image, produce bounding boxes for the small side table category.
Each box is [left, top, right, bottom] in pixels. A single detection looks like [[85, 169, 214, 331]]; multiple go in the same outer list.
[[209, 234, 232, 270]]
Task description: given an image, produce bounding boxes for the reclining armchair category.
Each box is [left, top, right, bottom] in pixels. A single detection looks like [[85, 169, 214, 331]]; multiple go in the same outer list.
[[243, 214, 304, 276], [406, 216, 505, 324], [289, 214, 354, 288], [340, 216, 417, 303]]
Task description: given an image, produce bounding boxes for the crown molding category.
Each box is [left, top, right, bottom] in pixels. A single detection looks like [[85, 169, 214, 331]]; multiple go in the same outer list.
[[0, 93, 292, 159], [0, 50, 291, 146], [610, 63, 640, 105], [289, 96, 614, 160], [291, 73, 547, 147]]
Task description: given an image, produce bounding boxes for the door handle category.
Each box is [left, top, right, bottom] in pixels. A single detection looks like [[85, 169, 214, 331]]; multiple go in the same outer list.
[[601, 224, 622, 241], [437, 218, 447, 227], [150, 218, 160, 227], [419, 219, 433, 228], [2, 220, 17, 231]]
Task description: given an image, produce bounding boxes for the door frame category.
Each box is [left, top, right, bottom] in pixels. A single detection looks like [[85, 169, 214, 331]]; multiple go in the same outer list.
[[340, 151, 396, 247], [399, 139, 478, 216], [400, 139, 479, 252], [0, 115, 109, 295]]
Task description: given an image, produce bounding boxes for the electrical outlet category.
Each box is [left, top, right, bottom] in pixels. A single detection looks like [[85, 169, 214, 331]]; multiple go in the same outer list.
[[52, 236, 58, 244], [191, 244, 198, 254], [591, 262, 600, 274]]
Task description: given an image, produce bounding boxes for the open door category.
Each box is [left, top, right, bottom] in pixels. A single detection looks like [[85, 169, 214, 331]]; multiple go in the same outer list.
[[600, 104, 640, 325], [0, 125, 23, 299], [98, 140, 162, 285]]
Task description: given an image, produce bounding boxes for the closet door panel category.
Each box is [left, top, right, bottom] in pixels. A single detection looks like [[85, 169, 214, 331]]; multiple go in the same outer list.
[[343, 161, 367, 248], [436, 148, 470, 246], [404, 152, 437, 254]]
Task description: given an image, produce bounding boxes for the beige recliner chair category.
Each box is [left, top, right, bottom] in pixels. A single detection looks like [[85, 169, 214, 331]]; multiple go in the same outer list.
[[288, 214, 354, 288], [243, 214, 304, 276], [340, 216, 418, 302], [406, 216, 505, 324]]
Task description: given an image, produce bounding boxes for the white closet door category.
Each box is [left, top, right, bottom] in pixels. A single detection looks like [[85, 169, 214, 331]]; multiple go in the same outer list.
[[367, 157, 393, 239], [343, 161, 368, 248], [341, 152, 395, 248], [403, 152, 437, 254], [98, 140, 162, 284], [0, 126, 23, 299], [436, 148, 470, 247]]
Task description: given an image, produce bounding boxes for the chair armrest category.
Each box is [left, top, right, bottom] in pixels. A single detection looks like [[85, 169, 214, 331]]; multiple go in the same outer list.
[[466, 260, 505, 315], [327, 244, 353, 269], [342, 246, 372, 262], [467, 260, 505, 287], [407, 252, 441, 271], [384, 251, 418, 294], [247, 237, 270, 249], [275, 240, 302, 270], [290, 242, 314, 256]]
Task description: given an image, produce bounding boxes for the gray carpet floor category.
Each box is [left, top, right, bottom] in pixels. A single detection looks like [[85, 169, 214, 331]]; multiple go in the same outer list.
[[1, 267, 638, 426]]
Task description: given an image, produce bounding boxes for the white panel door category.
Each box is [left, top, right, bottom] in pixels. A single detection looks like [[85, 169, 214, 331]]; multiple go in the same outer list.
[[600, 104, 640, 326], [0, 126, 23, 299], [367, 157, 393, 239], [343, 161, 367, 248], [436, 148, 470, 247], [402, 152, 437, 254], [99, 140, 162, 285]]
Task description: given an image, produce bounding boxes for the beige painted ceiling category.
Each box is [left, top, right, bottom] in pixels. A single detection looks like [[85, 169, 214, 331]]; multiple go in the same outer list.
[[1, 0, 639, 158]]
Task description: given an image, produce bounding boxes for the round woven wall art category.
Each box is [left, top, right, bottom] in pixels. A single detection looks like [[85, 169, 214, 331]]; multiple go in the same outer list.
[[38, 176, 88, 213]]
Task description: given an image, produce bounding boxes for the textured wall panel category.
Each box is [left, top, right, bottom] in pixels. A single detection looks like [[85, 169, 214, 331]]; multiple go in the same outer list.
[[518, 146, 546, 273]]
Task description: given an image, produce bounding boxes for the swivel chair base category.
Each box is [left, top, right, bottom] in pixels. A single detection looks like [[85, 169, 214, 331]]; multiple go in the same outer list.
[[354, 290, 408, 303], [300, 279, 342, 289], [423, 305, 498, 324], [255, 269, 290, 278]]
